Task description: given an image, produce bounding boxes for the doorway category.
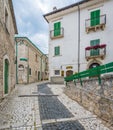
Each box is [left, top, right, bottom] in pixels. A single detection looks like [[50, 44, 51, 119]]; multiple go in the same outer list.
[[4, 59, 9, 94], [66, 70, 73, 77]]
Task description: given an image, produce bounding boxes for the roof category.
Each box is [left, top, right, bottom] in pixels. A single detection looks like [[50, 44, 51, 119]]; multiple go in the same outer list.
[[15, 36, 47, 56], [43, 0, 90, 22], [9, 0, 18, 34]]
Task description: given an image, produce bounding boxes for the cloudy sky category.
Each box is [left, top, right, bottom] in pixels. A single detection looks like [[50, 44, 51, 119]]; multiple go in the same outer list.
[[12, 0, 80, 54]]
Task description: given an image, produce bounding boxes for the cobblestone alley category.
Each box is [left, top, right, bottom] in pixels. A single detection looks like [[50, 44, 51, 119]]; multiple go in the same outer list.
[[0, 82, 111, 130]]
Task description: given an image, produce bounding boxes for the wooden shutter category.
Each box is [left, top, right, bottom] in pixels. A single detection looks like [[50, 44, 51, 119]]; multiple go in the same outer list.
[[90, 10, 100, 26], [54, 22, 61, 36], [55, 46, 60, 56], [90, 39, 100, 56]]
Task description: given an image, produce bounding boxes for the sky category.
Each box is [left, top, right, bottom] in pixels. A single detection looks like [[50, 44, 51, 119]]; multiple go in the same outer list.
[[12, 0, 81, 54]]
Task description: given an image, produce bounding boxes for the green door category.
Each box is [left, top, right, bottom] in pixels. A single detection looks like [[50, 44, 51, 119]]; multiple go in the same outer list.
[[90, 10, 100, 26], [4, 59, 9, 94]]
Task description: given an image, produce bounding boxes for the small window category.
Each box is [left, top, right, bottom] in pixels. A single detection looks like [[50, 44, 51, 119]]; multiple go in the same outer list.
[[54, 70, 60, 75], [35, 54, 38, 62], [29, 68, 31, 75], [5, 8, 9, 32], [54, 46, 60, 56]]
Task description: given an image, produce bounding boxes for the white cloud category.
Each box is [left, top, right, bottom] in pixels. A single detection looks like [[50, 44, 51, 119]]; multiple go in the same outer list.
[[29, 33, 48, 54], [13, 0, 81, 54]]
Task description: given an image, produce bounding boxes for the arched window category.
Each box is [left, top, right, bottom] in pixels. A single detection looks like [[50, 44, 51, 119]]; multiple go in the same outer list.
[[18, 64, 24, 70], [89, 63, 100, 69]]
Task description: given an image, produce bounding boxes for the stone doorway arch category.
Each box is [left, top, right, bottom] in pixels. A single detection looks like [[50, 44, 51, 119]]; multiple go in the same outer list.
[[66, 70, 73, 77]]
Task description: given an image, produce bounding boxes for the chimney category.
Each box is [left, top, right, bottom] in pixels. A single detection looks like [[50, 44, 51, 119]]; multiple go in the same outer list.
[[53, 6, 57, 11]]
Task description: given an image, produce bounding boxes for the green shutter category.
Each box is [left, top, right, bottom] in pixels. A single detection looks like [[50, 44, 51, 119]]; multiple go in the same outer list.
[[90, 10, 100, 26], [55, 46, 60, 56], [90, 39, 100, 56], [54, 22, 61, 36]]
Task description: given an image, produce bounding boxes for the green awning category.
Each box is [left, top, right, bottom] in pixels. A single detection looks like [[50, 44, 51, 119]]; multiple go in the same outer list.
[[20, 58, 28, 61]]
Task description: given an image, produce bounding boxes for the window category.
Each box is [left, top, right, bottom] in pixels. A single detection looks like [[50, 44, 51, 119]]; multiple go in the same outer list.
[[35, 54, 38, 62], [54, 22, 61, 36], [29, 68, 31, 75], [54, 46, 60, 56], [54, 70, 60, 75], [90, 39, 100, 56], [5, 8, 9, 32], [90, 10, 100, 26]]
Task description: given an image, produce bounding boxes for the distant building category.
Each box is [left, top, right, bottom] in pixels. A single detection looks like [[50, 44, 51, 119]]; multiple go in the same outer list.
[[15, 37, 48, 84], [0, 0, 18, 99], [44, 0, 113, 83]]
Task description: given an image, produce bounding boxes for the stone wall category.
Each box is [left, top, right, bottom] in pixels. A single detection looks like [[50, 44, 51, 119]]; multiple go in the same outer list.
[[50, 76, 64, 84], [64, 75, 113, 126], [0, 0, 16, 99]]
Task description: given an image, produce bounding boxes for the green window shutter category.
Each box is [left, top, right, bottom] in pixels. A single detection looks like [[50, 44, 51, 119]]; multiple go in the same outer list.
[[90, 39, 100, 56], [90, 10, 100, 26], [54, 22, 61, 36], [54, 46, 60, 56]]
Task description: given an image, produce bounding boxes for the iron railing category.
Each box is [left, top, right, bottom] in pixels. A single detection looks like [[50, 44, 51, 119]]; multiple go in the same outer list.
[[85, 44, 106, 60], [50, 27, 64, 39]]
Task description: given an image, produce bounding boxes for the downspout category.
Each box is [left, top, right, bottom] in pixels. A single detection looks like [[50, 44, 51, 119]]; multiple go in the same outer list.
[[78, 3, 80, 73], [27, 44, 29, 84], [15, 38, 18, 84], [40, 54, 43, 81]]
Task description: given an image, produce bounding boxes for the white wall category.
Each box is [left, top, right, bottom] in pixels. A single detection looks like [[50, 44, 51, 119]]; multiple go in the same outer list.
[[49, 11, 79, 78], [80, 0, 113, 71], [48, 0, 113, 79]]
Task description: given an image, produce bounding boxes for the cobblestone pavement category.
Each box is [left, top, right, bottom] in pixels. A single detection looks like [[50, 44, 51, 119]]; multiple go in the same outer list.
[[0, 82, 43, 130], [0, 82, 111, 130], [38, 83, 111, 130]]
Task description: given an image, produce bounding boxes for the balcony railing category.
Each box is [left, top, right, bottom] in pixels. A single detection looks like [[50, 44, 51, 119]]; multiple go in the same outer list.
[[85, 14, 106, 33], [50, 28, 64, 39], [85, 44, 106, 61]]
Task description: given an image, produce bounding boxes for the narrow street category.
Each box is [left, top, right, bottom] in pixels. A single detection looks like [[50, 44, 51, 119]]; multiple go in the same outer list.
[[0, 82, 110, 130]]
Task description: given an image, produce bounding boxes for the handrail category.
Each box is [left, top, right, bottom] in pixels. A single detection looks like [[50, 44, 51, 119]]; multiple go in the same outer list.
[[50, 27, 64, 39], [64, 62, 113, 85], [85, 14, 106, 28]]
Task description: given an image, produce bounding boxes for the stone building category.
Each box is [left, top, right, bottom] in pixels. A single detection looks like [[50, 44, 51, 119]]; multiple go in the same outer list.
[[15, 37, 48, 84], [44, 0, 113, 83], [0, 0, 18, 99]]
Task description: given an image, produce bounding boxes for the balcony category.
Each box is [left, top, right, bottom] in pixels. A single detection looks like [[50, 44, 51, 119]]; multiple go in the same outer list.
[[85, 44, 106, 61], [85, 14, 106, 33], [50, 28, 64, 40]]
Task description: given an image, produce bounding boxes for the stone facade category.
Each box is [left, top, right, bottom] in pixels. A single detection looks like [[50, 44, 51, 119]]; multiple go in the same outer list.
[[0, 0, 17, 99], [64, 75, 113, 127], [15, 37, 48, 84]]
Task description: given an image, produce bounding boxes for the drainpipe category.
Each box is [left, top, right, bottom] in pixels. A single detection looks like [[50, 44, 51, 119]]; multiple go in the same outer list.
[[27, 43, 29, 84], [15, 38, 18, 84], [40, 54, 43, 81], [78, 3, 80, 73]]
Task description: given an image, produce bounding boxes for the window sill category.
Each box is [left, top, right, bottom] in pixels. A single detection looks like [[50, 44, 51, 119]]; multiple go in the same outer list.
[[53, 55, 62, 57]]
